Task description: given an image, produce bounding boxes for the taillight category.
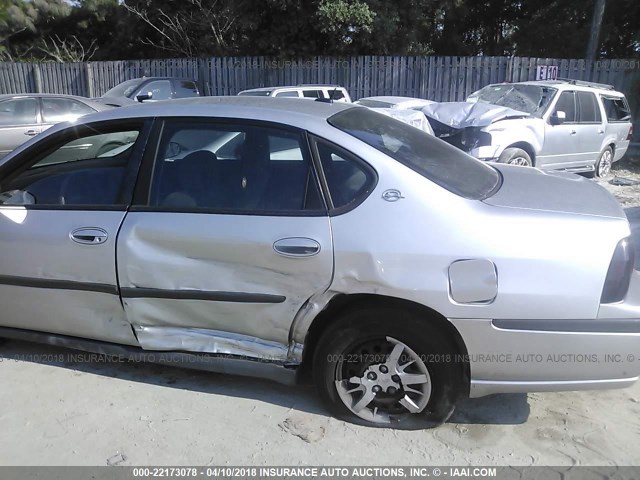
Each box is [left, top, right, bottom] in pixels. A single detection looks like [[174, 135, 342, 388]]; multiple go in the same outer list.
[[601, 237, 635, 303], [627, 125, 634, 141]]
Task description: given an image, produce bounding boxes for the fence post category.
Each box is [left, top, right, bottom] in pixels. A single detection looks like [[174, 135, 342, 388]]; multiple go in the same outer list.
[[33, 63, 42, 93], [85, 63, 94, 98]]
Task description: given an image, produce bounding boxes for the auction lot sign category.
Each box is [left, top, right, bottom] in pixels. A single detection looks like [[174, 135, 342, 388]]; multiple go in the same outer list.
[[0, 466, 635, 479]]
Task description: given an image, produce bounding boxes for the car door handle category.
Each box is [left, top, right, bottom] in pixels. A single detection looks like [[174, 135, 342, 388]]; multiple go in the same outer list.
[[70, 227, 108, 245], [273, 238, 321, 257], [598, 129, 605, 135], [570, 130, 577, 135], [24, 130, 38, 136]]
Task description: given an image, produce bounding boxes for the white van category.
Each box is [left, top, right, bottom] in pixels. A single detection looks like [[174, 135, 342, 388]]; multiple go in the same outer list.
[[238, 85, 351, 103]]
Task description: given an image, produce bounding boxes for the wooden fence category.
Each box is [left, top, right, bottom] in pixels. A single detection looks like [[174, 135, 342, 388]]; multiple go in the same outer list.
[[0, 56, 638, 139]]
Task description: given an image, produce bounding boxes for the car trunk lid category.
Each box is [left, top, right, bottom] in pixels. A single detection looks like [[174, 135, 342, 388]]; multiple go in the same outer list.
[[484, 164, 626, 219]]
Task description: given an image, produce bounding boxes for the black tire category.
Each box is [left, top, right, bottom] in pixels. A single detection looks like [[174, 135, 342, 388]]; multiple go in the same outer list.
[[498, 147, 532, 167], [594, 146, 614, 178], [312, 307, 463, 429]]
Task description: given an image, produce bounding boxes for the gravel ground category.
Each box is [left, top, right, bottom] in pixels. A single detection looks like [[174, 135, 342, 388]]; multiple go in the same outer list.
[[1, 341, 640, 466], [595, 155, 640, 208]]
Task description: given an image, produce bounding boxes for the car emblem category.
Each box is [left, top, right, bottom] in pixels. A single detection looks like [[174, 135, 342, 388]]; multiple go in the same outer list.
[[241, 176, 247, 189], [382, 189, 404, 202]]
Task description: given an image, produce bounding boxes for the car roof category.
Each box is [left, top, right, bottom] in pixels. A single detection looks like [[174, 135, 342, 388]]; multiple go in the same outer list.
[[0, 93, 113, 110], [61, 96, 357, 126], [0, 93, 93, 100], [241, 85, 344, 93], [487, 80, 625, 96], [124, 77, 194, 82]]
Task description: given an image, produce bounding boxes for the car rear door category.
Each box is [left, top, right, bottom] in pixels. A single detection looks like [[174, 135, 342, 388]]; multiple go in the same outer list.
[[116, 119, 333, 360], [0, 97, 41, 158], [574, 90, 606, 168], [0, 120, 151, 345]]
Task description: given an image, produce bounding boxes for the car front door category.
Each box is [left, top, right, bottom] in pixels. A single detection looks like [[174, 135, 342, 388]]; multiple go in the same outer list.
[[538, 90, 579, 169], [0, 120, 151, 345], [0, 97, 41, 158], [116, 119, 333, 361]]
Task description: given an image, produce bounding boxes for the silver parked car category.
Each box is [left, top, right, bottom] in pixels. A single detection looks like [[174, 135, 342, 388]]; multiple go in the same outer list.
[[0, 97, 639, 429], [354, 96, 435, 135], [423, 80, 633, 177], [0, 94, 112, 158]]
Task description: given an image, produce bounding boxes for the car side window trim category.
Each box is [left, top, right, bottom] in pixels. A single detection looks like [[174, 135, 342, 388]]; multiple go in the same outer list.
[[309, 135, 378, 216], [0, 119, 154, 211], [130, 117, 329, 217]]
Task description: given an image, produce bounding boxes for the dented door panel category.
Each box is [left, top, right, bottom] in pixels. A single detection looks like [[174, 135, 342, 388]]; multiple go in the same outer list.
[[117, 212, 333, 352]]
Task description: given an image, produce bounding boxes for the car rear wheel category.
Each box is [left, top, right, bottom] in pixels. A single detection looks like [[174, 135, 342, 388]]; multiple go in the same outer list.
[[498, 147, 532, 167], [595, 147, 613, 178], [313, 307, 461, 429]]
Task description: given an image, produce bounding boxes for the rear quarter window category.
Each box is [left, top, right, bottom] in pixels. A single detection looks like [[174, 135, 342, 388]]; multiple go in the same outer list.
[[601, 96, 631, 122]]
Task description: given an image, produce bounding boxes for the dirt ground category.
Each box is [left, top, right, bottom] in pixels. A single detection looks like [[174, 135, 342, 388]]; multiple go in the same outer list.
[[595, 154, 640, 208], [2, 154, 640, 467], [1, 340, 640, 467]]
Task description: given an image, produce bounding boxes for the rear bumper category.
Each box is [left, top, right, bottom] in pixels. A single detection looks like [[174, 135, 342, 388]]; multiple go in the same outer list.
[[449, 317, 640, 398]]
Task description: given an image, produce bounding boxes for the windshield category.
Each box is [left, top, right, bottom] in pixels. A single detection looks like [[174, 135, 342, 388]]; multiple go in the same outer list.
[[329, 108, 501, 200], [468, 84, 557, 116], [104, 79, 145, 98]]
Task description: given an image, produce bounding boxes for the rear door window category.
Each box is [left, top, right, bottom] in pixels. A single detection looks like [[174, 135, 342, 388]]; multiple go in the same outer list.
[[148, 121, 324, 213], [0, 98, 38, 126], [577, 91, 602, 123]]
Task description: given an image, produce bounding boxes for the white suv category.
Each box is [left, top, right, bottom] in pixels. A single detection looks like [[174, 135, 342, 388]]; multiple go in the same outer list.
[[238, 85, 351, 103], [425, 80, 633, 177]]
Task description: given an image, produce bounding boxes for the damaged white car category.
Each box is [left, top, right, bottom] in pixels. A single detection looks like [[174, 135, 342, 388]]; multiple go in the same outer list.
[[0, 97, 639, 429], [355, 96, 435, 135], [421, 80, 633, 177]]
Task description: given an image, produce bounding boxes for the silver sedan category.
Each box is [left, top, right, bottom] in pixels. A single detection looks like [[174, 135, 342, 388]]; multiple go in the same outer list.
[[0, 97, 639, 429], [0, 93, 112, 158]]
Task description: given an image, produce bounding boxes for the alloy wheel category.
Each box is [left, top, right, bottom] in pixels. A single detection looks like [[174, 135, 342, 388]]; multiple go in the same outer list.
[[334, 336, 432, 424]]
